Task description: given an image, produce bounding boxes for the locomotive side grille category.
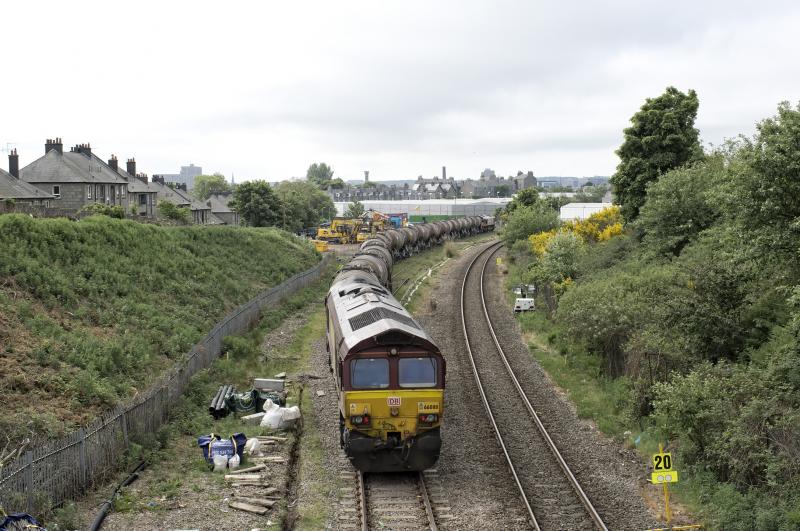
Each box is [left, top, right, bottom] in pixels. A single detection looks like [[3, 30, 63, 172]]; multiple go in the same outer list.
[[349, 307, 418, 331]]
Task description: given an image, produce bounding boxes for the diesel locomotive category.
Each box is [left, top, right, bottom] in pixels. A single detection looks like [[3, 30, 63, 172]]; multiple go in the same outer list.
[[325, 216, 494, 472]]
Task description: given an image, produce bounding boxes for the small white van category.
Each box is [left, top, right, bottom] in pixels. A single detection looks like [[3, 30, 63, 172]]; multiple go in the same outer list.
[[514, 298, 535, 312]]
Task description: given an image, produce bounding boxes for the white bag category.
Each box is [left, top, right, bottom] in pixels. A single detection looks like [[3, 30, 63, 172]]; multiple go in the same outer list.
[[244, 438, 262, 456], [228, 453, 240, 470], [212, 454, 228, 472], [260, 399, 302, 430]]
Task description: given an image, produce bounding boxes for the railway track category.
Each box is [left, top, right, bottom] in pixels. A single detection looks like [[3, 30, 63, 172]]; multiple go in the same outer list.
[[460, 241, 608, 531], [336, 453, 445, 530]]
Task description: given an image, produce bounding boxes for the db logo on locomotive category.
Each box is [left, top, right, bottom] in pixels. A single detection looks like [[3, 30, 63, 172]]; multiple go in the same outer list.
[[387, 396, 402, 407]]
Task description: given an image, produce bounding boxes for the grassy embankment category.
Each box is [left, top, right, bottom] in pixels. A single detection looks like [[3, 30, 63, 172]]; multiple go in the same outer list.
[[0, 214, 318, 445]]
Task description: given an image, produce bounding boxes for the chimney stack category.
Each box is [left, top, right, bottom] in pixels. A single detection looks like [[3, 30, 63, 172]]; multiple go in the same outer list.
[[126, 158, 136, 177], [442, 166, 446, 180], [8, 148, 19, 178], [72, 143, 92, 157], [364, 170, 369, 183], [108, 154, 118, 172], [45, 137, 63, 155]]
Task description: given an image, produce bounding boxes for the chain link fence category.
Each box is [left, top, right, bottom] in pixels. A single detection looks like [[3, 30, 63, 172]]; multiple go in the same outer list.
[[0, 254, 333, 515]]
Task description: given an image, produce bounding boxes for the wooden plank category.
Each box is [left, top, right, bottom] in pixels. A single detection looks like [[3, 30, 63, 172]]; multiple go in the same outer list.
[[229, 501, 270, 515], [228, 464, 266, 475], [232, 496, 278, 508], [225, 474, 262, 481], [256, 436, 288, 442]]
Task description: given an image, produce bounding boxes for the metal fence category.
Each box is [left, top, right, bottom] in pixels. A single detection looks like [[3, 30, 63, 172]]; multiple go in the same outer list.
[[0, 254, 333, 515]]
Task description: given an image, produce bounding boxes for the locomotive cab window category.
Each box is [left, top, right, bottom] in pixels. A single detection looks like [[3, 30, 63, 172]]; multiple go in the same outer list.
[[351, 358, 390, 389], [399, 357, 438, 388]]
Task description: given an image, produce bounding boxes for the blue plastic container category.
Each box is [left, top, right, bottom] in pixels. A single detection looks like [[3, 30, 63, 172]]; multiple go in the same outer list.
[[198, 433, 248, 463]]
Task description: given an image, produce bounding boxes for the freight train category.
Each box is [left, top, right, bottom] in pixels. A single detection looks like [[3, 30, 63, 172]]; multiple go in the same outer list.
[[325, 216, 494, 472]]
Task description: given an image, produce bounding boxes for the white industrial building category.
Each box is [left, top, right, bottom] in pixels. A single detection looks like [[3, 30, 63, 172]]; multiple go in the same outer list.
[[559, 202, 614, 221], [334, 198, 511, 221]]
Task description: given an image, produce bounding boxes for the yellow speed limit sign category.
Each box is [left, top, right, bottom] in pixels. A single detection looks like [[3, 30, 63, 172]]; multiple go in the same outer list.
[[651, 451, 678, 484]]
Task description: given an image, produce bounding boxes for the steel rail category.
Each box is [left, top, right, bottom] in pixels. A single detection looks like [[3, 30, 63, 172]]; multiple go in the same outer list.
[[460, 241, 540, 530], [477, 243, 608, 531], [418, 471, 439, 531], [358, 471, 368, 531]]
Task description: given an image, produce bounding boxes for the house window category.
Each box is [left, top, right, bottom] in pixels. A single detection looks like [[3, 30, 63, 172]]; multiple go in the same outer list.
[[53, 185, 61, 198], [87, 185, 92, 199], [122, 187, 126, 197], [139, 194, 147, 206]]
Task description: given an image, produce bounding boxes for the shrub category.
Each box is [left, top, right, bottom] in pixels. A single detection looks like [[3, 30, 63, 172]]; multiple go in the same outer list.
[[158, 201, 190, 223]]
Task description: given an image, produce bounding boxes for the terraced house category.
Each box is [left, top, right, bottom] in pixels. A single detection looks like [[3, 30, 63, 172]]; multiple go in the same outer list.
[[1, 149, 54, 206], [107, 155, 157, 219], [20, 139, 130, 211]]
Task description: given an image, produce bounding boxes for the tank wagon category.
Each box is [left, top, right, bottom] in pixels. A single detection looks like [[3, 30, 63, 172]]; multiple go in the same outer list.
[[325, 216, 494, 472]]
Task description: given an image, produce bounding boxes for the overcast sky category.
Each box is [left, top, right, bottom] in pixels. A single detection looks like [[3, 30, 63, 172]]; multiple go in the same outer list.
[[3, 1, 799, 182]]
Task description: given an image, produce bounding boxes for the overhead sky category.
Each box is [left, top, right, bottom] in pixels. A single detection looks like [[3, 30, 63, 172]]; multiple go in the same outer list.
[[3, 1, 799, 182]]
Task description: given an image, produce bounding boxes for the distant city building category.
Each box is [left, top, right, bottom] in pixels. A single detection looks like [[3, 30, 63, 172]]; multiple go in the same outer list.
[[154, 163, 203, 189], [559, 202, 613, 221], [180, 164, 202, 189]]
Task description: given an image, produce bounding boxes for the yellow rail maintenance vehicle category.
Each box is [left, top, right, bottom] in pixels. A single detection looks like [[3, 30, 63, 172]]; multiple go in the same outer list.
[[317, 217, 363, 244]]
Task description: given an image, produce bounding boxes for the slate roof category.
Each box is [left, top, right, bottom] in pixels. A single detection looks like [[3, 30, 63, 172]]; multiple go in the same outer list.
[[207, 193, 234, 213], [148, 179, 192, 207], [171, 186, 210, 211], [20, 149, 129, 185], [113, 166, 157, 194], [0, 168, 54, 200]]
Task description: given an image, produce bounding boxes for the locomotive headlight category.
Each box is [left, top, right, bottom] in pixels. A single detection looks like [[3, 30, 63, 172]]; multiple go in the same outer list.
[[350, 415, 371, 426], [389, 347, 398, 356], [418, 414, 438, 424], [390, 407, 399, 416]]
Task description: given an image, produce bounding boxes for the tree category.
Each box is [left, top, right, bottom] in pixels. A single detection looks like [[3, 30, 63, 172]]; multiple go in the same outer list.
[[274, 180, 336, 232], [495, 184, 511, 198], [343, 201, 365, 219], [194, 173, 231, 200], [610, 86, 703, 222], [230, 180, 282, 227], [157, 201, 190, 223], [637, 156, 723, 256], [501, 202, 560, 246], [725, 102, 800, 254], [306, 162, 335, 189]]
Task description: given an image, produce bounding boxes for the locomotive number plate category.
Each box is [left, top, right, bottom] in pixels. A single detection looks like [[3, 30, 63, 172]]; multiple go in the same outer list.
[[387, 396, 402, 407], [418, 402, 440, 413]]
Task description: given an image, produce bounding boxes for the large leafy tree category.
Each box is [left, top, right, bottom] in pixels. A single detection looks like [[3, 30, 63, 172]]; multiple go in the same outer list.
[[726, 101, 800, 254], [500, 202, 560, 246], [230, 180, 282, 227], [274, 180, 335, 232], [637, 156, 723, 256], [193, 173, 231, 200], [611, 86, 703, 222], [306, 162, 335, 189]]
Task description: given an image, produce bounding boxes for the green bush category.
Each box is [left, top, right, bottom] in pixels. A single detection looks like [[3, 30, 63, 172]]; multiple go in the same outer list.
[[79, 203, 125, 218], [158, 201, 190, 223]]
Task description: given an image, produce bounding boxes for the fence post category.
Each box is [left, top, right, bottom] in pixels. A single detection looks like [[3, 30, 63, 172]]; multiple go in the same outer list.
[[78, 428, 87, 489], [24, 450, 33, 513], [120, 409, 128, 448]]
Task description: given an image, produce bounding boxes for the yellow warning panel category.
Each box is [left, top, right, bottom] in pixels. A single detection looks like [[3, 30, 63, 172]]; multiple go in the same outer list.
[[651, 470, 679, 484]]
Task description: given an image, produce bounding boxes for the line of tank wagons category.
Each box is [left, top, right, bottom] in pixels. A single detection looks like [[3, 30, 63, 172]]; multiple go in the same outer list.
[[339, 215, 495, 289], [326, 215, 494, 472]]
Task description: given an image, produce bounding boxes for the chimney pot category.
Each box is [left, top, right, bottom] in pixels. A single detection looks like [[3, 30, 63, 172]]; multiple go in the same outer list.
[[126, 158, 136, 177], [108, 155, 119, 172]]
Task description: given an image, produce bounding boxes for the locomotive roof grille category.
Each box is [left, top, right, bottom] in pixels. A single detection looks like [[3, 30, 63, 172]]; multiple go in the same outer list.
[[349, 307, 419, 331]]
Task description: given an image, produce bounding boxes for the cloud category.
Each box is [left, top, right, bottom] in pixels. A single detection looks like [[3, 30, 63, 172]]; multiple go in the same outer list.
[[2, 1, 799, 180]]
